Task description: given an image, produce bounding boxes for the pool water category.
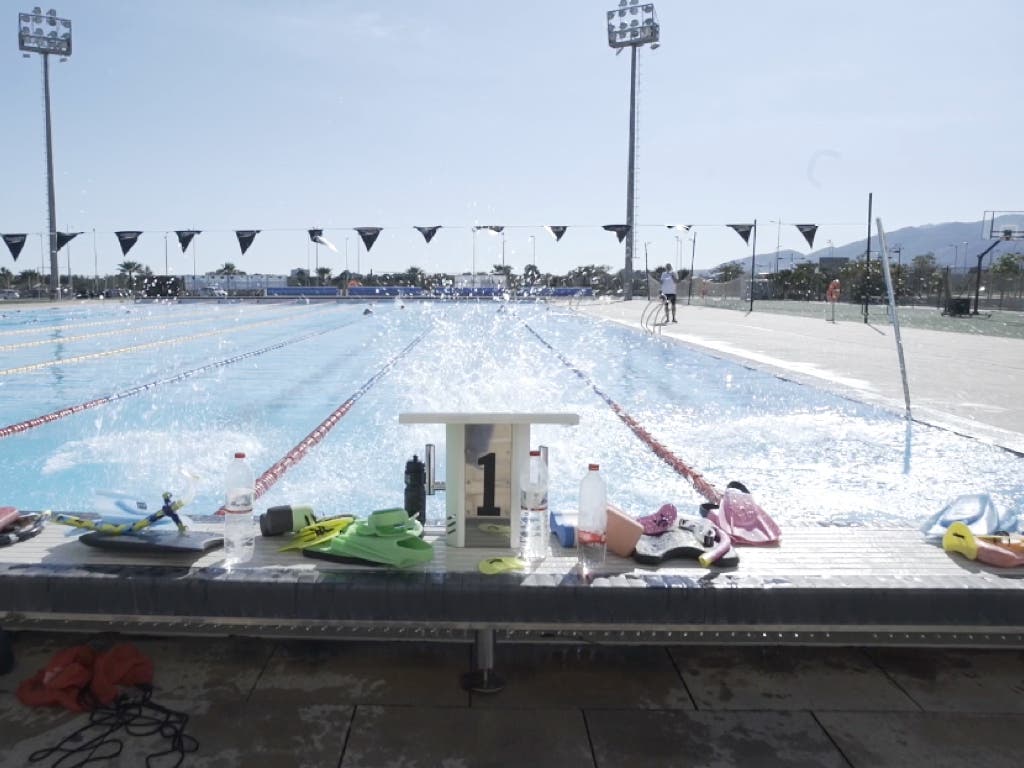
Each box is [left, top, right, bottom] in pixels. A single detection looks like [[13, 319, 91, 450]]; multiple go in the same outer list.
[[1, 300, 1020, 529]]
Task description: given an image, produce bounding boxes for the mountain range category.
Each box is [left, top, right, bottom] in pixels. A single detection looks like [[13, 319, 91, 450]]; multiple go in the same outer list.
[[737, 214, 1024, 271]]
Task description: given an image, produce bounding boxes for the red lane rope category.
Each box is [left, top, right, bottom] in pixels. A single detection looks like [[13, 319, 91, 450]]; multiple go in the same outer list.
[[524, 323, 723, 505], [245, 330, 428, 507], [0, 322, 349, 441]]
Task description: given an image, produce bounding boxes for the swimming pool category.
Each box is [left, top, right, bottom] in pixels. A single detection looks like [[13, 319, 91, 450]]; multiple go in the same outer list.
[[1, 299, 1020, 529]]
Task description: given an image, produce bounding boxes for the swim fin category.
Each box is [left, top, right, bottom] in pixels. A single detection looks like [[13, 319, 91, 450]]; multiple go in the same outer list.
[[700, 481, 780, 546]]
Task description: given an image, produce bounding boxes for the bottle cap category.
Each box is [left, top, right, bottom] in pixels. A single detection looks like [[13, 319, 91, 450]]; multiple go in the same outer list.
[[588, 463, 600, 471], [234, 452, 246, 459], [530, 450, 541, 456]]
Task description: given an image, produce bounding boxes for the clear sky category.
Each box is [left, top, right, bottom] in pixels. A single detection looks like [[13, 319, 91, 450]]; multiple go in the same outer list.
[[3, 0, 1020, 281]]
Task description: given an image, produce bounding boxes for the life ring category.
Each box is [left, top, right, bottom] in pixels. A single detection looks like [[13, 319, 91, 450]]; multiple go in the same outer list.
[[826, 279, 841, 302]]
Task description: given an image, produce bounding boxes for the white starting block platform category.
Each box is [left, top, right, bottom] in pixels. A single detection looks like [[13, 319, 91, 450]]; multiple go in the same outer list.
[[398, 412, 579, 548]]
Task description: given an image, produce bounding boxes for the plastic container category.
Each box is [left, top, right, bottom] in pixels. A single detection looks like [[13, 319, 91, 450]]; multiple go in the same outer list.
[[577, 463, 607, 570], [224, 451, 255, 564], [518, 450, 549, 562]]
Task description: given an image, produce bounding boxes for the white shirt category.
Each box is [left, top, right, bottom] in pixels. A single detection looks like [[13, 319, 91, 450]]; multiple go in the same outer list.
[[660, 270, 677, 295]]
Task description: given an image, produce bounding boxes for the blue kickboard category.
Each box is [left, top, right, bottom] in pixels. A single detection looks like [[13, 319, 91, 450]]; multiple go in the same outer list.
[[550, 510, 576, 548]]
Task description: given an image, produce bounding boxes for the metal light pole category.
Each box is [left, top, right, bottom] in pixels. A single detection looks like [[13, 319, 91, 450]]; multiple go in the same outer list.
[[529, 235, 536, 270], [19, 7, 72, 301], [687, 232, 697, 305], [643, 241, 652, 298], [607, 1, 659, 301], [163, 232, 168, 276]]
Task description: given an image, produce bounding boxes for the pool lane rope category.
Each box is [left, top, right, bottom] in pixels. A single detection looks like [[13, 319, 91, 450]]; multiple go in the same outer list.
[[250, 330, 428, 504], [524, 323, 723, 506], [0, 310, 316, 377], [0, 321, 353, 441]]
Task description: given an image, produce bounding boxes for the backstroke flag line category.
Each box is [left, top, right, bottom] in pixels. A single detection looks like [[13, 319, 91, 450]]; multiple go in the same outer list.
[[795, 224, 818, 248], [115, 231, 142, 256], [308, 229, 338, 253], [602, 224, 630, 242], [728, 224, 754, 244], [176, 230, 200, 252], [545, 226, 567, 241], [414, 226, 440, 243], [355, 227, 382, 252], [57, 232, 81, 251], [235, 230, 259, 255], [2, 234, 27, 261]]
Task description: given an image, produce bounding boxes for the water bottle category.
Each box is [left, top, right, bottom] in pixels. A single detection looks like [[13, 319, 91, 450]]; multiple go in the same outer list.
[[518, 450, 549, 562], [577, 463, 607, 570], [224, 451, 255, 564], [404, 454, 426, 525]]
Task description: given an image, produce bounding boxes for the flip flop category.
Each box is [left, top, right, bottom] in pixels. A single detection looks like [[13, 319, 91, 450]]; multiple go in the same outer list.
[[478, 556, 526, 575]]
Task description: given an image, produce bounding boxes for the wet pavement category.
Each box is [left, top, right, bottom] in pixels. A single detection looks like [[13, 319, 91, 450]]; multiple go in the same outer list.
[[3, 632, 1023, 767]]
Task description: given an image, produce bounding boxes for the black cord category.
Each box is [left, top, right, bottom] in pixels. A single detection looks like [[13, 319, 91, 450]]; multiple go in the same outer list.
[[28, 687, 198, 768]]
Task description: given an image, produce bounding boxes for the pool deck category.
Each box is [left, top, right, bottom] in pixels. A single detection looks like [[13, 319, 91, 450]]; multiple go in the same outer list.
[[578, 298, 1024, 455], [2, 299, 1023, 766]]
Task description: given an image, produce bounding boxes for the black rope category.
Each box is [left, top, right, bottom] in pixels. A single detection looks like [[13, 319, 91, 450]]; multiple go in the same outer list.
[[28, 686, 198, 768]]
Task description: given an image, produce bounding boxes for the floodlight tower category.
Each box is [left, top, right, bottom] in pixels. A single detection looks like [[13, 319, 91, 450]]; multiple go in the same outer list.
[[18, 7, 72, 301], [607, 1, 659, 301]]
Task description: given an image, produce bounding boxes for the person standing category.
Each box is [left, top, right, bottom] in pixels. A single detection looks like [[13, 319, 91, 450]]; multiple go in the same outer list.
[[659, 264, 678, 323]]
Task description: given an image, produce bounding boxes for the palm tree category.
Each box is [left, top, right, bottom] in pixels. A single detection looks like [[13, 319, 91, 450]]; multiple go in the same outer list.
[[217, 263, 240, 276], [0, 267, 12, 289], [315, 266, 332, 286], [405, 266, 424, 287], [118, 260, 144, 290]]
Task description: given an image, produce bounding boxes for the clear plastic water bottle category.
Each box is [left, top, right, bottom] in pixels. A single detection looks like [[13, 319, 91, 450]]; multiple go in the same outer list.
[[224, 451, 255, 565], [577, 463, 607, 570], [518, 450, 549, 562]]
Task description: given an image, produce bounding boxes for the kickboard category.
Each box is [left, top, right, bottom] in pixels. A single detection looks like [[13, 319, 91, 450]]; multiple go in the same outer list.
[[633, 527, 739, 567], [78, 530, 223, 553]]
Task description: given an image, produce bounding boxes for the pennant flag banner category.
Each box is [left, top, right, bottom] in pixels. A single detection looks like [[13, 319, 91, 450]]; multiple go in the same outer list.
[[728, 224, 754, 244], [57, 231, 81, 251], [115, 231, 142, 256], [2, 234, 27, 261], [176, 230, 200, 252], [235, 230, 260, 255], [545, 225, 567, 242], [473, 225, 504, 234], [795, 224, 818, 248], [308, 229, 338, 253], [602, 224, 631, 243], [666, 224, 691, 231], [414, 226, 441, 243], [355, 227, 382, 252]]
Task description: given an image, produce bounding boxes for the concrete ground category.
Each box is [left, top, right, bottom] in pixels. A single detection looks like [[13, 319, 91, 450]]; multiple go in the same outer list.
[[2, 300, 1022, 767], [2, 632, 1023, 767]]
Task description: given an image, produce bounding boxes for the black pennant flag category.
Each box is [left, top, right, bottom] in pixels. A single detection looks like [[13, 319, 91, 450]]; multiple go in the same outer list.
[[176, 230, 200, 252], [414, 226, 441, 243], [115, 231, 142, 256], [728, 224, 754, 244], [545, 226, 567, 242], [235, 230, 260, 255], [2, 234, 27, 261], [795, 224, 818, 249], [602, 224, 631, 243], [57, 231, 81, 251], [308, 228, 323, 242], [355, 227, 382, 252]]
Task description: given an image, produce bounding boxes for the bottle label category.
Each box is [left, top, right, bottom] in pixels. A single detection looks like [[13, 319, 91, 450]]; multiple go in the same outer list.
[[225, 490, 253, 513], [577, 529, 606, 546]]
